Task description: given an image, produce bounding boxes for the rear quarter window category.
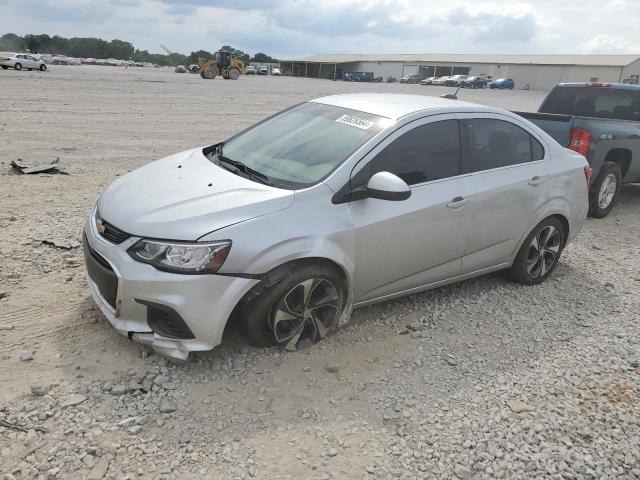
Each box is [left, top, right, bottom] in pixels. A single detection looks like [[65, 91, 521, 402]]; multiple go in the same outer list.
[[541, 86, 640, 121]]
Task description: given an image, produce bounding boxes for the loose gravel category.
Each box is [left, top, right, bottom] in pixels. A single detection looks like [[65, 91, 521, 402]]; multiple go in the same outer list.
[[0, 66, 638, 479]]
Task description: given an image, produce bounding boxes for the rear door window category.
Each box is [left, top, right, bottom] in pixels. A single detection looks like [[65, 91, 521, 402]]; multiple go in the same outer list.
[[369, 119, 461, 185], [461, 118, 536, 173]]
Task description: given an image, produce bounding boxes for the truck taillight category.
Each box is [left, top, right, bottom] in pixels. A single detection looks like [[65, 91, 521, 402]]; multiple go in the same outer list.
[[584, 166, 593, 186], [569, 128, 591, 157]]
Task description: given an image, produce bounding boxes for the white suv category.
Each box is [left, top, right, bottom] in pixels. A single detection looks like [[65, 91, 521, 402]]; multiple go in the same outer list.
[[1, 53, 47, 71]]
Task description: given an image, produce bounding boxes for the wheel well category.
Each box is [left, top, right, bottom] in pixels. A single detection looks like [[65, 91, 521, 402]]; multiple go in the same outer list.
[[604, 149, 632, 178], [227, 257, 349, 325], [550, 214, 570, 248]]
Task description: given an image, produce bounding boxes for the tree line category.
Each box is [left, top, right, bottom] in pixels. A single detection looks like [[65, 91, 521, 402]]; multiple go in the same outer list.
[[0, 33, 279, 66]]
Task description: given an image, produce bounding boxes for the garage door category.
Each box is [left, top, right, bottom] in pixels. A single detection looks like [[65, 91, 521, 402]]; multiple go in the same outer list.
[[402, 65, 419, 77]]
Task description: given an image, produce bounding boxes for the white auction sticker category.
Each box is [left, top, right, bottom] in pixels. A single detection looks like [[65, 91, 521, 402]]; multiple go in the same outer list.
[[335, 114, 376, 130]]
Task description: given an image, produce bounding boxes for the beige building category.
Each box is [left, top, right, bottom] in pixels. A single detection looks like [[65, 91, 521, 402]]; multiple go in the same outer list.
[[281, 54, 640, 90]]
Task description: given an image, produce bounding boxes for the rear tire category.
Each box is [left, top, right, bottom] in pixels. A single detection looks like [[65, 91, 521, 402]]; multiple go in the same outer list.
[[241, 263, 345, 349], [588, 161, 621, 218], [1, 66, 7, 69], [509, 217, 565, 285], [226, 68, 239, 80], [14, 63, 22, 71]]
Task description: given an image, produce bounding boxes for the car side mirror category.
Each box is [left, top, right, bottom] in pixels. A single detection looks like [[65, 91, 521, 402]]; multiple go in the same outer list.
[[366, 171, 411, 201]]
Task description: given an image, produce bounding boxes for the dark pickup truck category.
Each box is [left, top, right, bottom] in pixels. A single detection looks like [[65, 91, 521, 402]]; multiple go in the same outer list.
[[516, 83, 640, 217]]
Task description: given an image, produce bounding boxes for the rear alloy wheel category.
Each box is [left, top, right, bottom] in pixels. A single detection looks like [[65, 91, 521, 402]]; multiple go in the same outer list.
[[14, 63, 22, 70], [509, 217, 565, 285], [588, 161, 621, 218], [241, 264, 345, 350]]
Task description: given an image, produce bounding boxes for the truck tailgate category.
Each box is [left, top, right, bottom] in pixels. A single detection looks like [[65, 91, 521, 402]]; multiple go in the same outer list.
[[513, 111, 573, 147]]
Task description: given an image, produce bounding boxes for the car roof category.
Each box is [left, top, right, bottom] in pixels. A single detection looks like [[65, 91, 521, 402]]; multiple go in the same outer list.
[[311, 93, 499, 120], [556, 82, 640, 90]]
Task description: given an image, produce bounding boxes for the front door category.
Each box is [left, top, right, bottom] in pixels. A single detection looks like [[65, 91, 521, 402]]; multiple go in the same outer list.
[[349, 117, 472, 303]]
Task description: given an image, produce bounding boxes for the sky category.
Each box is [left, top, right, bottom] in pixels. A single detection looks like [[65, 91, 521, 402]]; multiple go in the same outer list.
[[2, 0, 640, 59]]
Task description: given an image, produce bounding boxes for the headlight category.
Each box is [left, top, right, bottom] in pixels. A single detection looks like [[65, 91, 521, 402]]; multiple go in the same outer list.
[[128, 239, 231, 274]]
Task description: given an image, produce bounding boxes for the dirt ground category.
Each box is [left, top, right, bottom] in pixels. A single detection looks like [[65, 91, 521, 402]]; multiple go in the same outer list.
[[0, 66, 638, 480]]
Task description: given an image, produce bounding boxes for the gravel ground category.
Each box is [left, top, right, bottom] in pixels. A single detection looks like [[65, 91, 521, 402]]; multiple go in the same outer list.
[[0, 66, 638, 480]]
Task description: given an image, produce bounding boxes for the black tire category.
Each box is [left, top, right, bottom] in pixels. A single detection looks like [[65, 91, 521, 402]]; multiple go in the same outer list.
[[40, 64, 46, 71], [1, 66, 7, 69], [241, 263, 345, 349], [588, 161, 621, 218], [14, 63, 22, 71], [509, 217, 565, 285]]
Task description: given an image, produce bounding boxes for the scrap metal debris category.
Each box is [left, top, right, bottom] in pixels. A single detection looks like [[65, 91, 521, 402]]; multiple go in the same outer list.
[[32, 237, 81, 249], [11, 157, 67, 174], [0, 419, 47, 433]]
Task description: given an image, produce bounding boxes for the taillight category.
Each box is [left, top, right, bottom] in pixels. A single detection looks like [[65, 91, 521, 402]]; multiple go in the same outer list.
[[584, 166, 593, 186], [569, 128, 591, 156]]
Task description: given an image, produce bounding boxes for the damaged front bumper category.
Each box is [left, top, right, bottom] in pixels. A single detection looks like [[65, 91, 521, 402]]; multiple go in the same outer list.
[[83, 212, 258, 360]]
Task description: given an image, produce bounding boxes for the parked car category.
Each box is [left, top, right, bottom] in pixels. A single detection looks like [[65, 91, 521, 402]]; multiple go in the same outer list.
[[515, 82, 640, 217], [444, 75, 468, 86], [271, 67, 281, 76], [431, 76, 450, 86], [344, 72, 374, 82], [461, 76, 488, 89], [85, 93, 589, 360], [257, 64, 268, 75], [386, 76, 397, 83], [400, 74, 420, 84], [245, 65, 256, 75], [420, 76, 437, 85], [1, 53, 47, 71], [489, 78, 515, 90]]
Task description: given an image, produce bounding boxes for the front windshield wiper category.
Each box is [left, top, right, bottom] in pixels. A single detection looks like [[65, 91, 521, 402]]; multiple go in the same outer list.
[[216, 143, 273, 186]]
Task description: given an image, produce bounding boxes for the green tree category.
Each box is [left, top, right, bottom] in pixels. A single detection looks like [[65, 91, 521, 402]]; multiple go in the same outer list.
[[252, 52, 279, 63], [0, 33, 25, 51]]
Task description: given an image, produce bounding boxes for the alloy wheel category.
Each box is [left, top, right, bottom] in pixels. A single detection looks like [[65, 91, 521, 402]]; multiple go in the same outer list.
[[526, 225, 561, 279], [270, 278, 341, 350], [598, 173, 617, 210]]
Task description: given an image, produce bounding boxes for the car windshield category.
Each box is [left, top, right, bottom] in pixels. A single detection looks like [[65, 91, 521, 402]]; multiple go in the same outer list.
[[218, 102, 387, 188]]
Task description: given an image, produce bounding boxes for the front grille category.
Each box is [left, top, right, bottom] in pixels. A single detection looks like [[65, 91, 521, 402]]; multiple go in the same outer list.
[[83, 234, 118, 309], [100, 220, 131, 244]]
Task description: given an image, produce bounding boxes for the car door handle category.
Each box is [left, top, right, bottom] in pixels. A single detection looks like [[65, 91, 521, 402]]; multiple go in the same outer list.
[[447, 196, 470, 209], [528, 176, 546, 186]]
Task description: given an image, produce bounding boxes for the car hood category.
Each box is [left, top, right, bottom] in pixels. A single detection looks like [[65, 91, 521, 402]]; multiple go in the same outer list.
[[97, 148, 294, 241]]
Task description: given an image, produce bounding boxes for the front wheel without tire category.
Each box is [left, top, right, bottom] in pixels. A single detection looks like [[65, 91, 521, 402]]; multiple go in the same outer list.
[[241, 264, 345, 350], [509, 217, 565, 285], [588, 162, 621, 218]]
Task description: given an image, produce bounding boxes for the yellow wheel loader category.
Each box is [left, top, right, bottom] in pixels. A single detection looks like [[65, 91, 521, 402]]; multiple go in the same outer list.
[[197, 51, 244, 80]]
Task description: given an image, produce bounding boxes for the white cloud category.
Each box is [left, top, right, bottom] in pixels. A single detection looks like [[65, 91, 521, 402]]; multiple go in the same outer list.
[[579, 34, 640, 54], [1, 0, 639, 58]]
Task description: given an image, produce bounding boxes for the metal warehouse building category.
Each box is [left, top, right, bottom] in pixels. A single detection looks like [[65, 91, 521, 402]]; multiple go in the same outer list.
[[281, 54, 640, 90]]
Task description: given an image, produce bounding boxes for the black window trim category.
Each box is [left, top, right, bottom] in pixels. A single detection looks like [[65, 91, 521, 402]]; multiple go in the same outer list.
[[331, 111, 547, 204]]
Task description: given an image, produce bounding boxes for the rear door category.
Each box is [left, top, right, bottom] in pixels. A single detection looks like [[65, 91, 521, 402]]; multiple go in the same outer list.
[[456, 115, 549, 273], [350, 116, 472, 303]]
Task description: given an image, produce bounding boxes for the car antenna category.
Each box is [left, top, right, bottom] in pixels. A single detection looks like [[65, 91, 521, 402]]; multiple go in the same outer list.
[[441, 85, 461, 100]]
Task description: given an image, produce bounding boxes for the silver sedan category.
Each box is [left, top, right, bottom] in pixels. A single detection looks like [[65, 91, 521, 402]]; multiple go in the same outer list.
[[84, 93, 589, 359]]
